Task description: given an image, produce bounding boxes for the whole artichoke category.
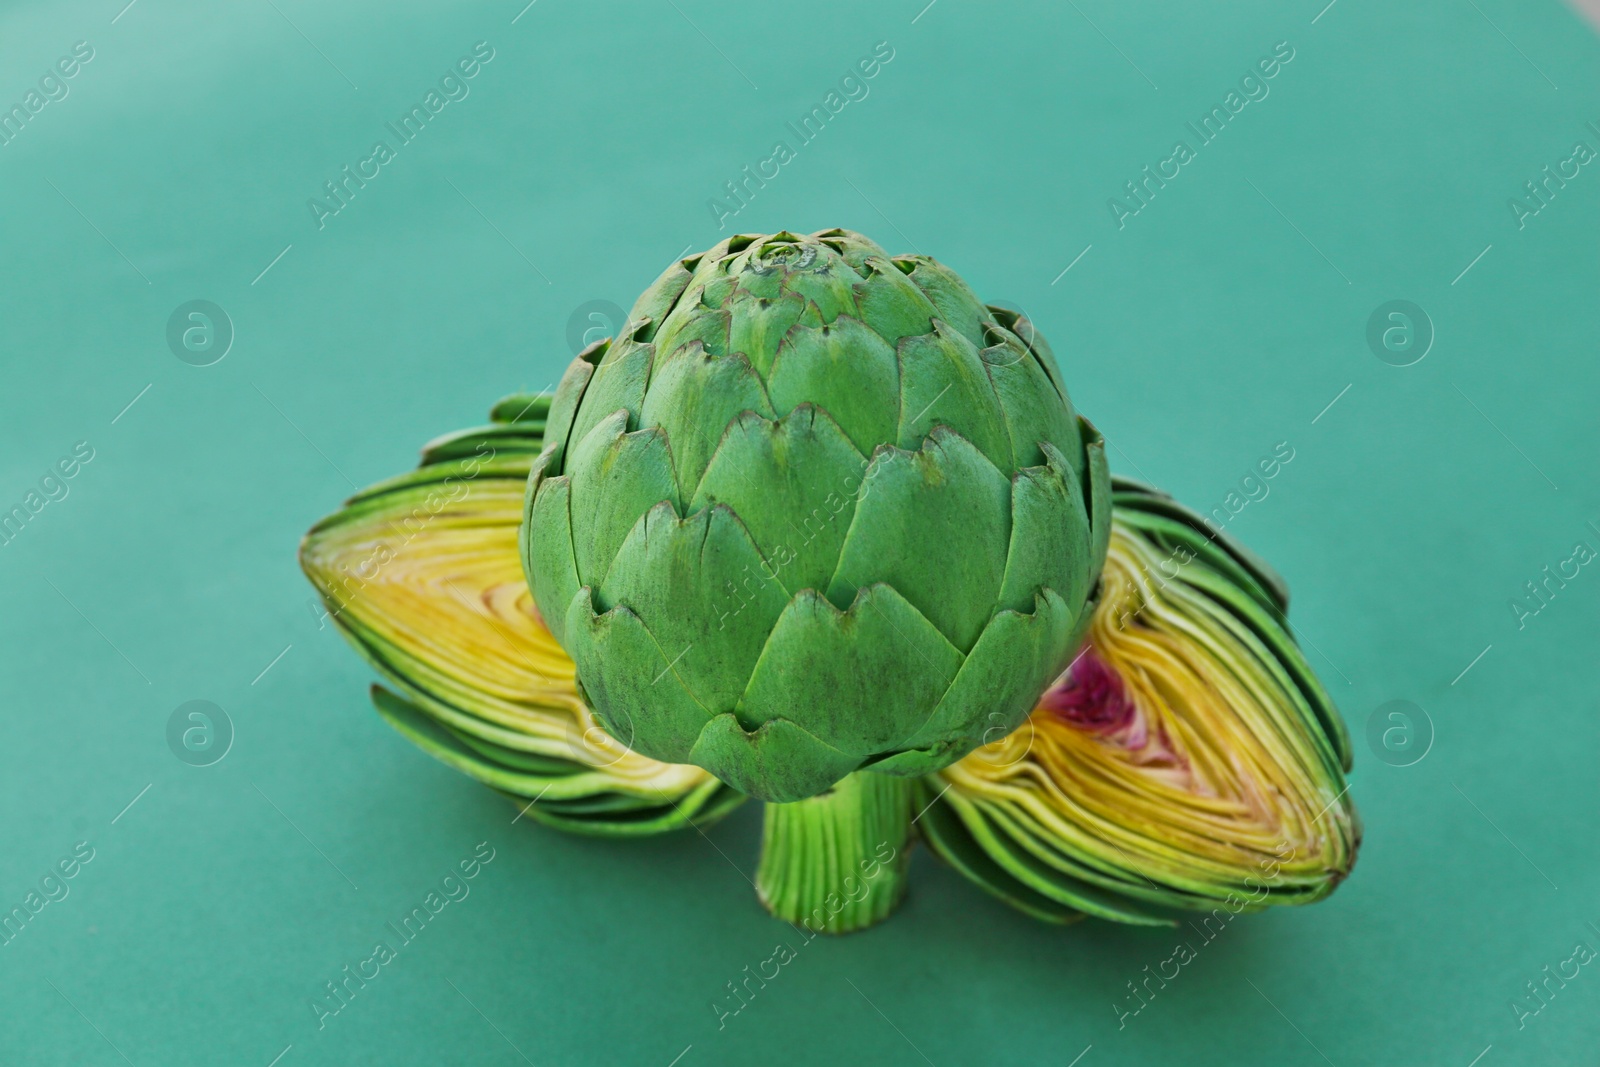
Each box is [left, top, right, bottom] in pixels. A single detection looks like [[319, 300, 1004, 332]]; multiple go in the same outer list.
[[524, 229, 1110, 802]]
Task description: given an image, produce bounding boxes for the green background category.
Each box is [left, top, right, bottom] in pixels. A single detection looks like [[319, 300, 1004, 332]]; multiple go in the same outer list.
[[3, 0, 1598, 1062]]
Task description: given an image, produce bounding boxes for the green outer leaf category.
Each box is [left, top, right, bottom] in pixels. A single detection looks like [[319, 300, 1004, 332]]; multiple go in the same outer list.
[[982, 331, 1083, 474], [932, 786, 1177, 925], [827, 428, 1011, 654], [507, 780, 747, 838], [567, 339, 651, 451], [639, 343, 774, 502], [853, 255, 939, 348], [985, 306, 1068, 405], [1082, 420, 1112, 592], [913, 780, 1081, 924], [488, 392, 553, 424], [996, 444, 1092, 616], [370, 686, 742, 836], [1112, 507, 1280, 616], [689, 406, 867, 598], [738, 585, 963, 758], [1110, 475, 1290, 612], [448, 726, 591, 776], [886, 589, 1072, 765], [419, 423, 544, 466], [688, 713, 860, 804], [651, 304, 732, 367], [522, 472, 579, 648], [562, 589, 711, 765], [726, 289, 805, 376], [627, 258, 696, 342], [541, 344, 603, 472], [899, 256, 989, 349], [766, 316, 899, 458], [325, 453, 532, 519], [565, 412, 678, 587], [978, 796, 1266, 913], [895, 323, 1010, 470], [594, 502, 790, 716]]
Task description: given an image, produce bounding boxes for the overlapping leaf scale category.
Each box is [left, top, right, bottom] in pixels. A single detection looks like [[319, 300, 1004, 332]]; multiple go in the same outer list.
[[766, 316, 899, 457], [639, 342, 774, 504], [688, 405, 867, 598], [826, 428, 1011, 654]]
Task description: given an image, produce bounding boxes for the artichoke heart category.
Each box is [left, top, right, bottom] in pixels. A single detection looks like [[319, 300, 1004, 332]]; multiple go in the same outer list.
[[298, 393, 743, 836], [920, 477, 1359, 924]]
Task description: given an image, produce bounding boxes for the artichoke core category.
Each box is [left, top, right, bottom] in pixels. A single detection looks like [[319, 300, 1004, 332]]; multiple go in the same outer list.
[[1042, 648, 1137, 736]]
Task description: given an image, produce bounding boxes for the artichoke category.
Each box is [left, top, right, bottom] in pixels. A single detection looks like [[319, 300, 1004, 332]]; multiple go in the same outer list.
[[523, 228, 1109, 805]]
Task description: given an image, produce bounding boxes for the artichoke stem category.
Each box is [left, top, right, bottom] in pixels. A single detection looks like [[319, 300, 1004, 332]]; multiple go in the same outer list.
[[755, 771, 914, 935]]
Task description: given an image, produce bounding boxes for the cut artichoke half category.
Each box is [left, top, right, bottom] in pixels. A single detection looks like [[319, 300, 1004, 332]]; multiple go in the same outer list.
[[919, 477, 1359, 924], [298, 393, 744, 836]]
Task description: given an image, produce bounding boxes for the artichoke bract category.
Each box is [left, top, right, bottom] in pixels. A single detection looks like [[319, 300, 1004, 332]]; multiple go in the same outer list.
[[524, 229, 1111, 803]]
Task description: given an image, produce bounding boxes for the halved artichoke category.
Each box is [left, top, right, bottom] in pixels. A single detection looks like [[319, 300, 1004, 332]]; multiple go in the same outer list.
[[916, 477, 1359, 924], [299, 393, 745, 835]]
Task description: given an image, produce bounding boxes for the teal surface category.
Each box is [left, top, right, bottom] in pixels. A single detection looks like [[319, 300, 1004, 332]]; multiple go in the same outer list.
[[3, 0, 1598, 1063]]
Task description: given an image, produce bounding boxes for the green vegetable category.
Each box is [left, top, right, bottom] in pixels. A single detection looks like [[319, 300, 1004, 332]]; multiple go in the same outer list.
[[523, 229, 1110, 807]]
